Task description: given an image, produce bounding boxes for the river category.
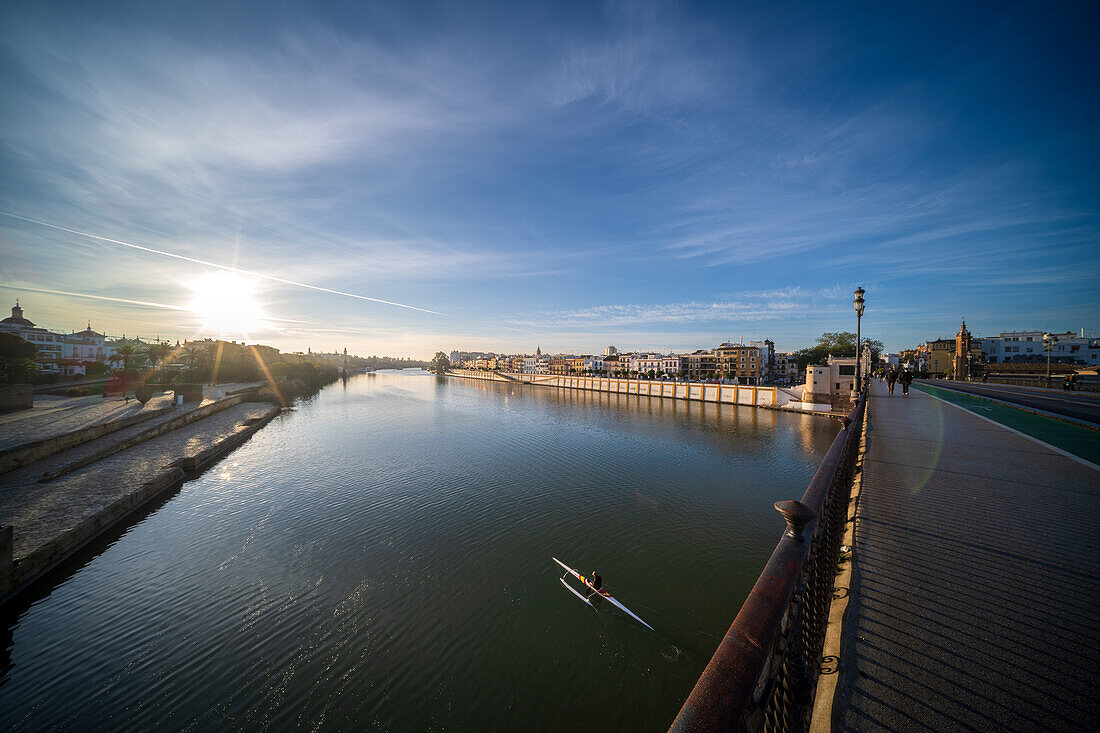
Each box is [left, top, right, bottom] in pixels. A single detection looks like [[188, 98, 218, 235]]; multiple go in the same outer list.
[[0, 370, 839, 731]]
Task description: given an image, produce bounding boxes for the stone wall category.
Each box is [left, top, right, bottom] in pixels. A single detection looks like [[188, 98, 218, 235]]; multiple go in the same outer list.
[[0, 384, 33, 413], [446, 369, 802, 408]]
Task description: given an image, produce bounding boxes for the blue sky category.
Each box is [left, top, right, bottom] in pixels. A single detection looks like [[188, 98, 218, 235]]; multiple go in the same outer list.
[[1, 0, 1097, 357]]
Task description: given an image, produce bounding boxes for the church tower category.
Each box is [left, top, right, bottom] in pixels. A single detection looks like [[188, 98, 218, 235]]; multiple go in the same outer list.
[[953, 320, 972, 381]]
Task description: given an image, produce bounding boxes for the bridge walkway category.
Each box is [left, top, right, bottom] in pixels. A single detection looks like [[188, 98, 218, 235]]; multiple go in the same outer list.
[[836, 380, 1100, 731]]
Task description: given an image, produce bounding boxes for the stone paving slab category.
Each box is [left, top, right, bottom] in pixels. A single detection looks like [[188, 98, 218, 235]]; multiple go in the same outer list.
[[836, 381, 1100, 731], [0, 394, 175, 452], [0, 402, 279, 562]]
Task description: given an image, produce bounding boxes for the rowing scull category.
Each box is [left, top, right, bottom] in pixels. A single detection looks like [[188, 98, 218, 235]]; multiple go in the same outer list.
[[552, 557, 653, 631]]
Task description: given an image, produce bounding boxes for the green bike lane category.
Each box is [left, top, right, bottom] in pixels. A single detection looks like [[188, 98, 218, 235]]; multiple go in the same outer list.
[[913, 382, 1100, 466]]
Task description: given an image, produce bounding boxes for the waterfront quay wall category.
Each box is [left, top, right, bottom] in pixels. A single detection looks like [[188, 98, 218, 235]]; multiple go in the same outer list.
[[446, 368, 809, 410]]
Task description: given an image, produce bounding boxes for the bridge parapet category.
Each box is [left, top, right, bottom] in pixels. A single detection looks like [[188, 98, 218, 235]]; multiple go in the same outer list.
[[669, 390, 867, 732]]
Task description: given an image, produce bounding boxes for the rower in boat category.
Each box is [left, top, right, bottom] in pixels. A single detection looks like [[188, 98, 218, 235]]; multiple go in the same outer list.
[[587, 570, 603, 597]]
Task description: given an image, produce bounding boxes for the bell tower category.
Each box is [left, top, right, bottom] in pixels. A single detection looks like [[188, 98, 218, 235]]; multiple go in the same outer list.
[[953, 320, 972, 381]]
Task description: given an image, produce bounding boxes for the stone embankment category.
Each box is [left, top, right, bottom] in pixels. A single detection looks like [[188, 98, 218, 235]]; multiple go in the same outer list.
[[444, 368, 842, 416], [0, 389, 280, 604]]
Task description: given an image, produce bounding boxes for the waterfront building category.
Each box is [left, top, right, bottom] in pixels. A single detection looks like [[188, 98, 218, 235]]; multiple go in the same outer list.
[[659, 355, 679, 375], [680, 350, 718, 380], [583, 354, 605, 373], [714, 342, 762, 384], [749, 339, 776, 382], [0, 301, 67, 374], [522, 346, 549, 375], [775, 352, 800, 384], [549, 355, 574, 375], [630, 353, 659, 375]]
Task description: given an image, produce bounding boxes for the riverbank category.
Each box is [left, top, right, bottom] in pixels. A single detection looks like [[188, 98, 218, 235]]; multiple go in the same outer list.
[[443, 368, 847, 418], [0, 394, 280, 605]]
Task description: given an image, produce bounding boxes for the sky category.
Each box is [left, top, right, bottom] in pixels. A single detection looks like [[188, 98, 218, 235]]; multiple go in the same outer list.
[[1, 0, 1097, 358]]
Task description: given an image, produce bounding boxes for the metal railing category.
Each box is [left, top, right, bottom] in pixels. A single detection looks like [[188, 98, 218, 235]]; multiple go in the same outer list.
[[670, 390, 867, 733], [982, 375, 1098, 393]]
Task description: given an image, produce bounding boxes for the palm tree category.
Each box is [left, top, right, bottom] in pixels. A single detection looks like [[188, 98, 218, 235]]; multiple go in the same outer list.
[[112, 343, 139, 371], [144, 342, 171, 367]]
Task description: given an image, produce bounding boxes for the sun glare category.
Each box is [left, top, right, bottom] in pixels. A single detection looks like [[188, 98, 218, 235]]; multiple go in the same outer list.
[[187, 271, 265, 336]]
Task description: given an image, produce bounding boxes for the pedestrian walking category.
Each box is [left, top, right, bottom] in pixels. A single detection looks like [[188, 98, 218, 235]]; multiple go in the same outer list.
[[899, 368, 913, 396], [886, 367, 898, 395]]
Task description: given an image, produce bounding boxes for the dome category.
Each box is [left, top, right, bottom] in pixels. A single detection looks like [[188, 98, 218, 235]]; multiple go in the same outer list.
[[2, 301, 35, 327]]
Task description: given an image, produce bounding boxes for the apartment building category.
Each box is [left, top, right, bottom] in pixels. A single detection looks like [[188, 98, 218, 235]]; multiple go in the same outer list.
[[714, 342, 762, 384], [680, 350, 718, 380], [982, 330, 1100, 365]]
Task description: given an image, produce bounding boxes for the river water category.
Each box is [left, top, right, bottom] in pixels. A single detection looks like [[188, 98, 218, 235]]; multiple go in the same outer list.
[[0, 370, 838, 731]]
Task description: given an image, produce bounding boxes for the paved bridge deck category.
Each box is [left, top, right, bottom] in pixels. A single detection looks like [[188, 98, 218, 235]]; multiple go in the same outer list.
[[837, 380, 1100, 731]]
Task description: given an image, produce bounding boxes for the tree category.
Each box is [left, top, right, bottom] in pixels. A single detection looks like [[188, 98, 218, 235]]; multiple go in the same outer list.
[[430, 351, 450, 374], [111, 343, 140, 371], [144, 342, 172, 367], [0, 332, 37, 383], [795, 331, 883, 370]]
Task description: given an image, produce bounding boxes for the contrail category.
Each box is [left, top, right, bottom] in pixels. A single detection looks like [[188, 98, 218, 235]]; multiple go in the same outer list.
[[2, 283, 188, 311], [0, 211, 447, 316], [0, 280, 314, 323]]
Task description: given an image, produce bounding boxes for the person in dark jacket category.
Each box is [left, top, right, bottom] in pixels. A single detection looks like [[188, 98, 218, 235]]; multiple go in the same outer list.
[[589, 570, 602, 592], [899, 369, 913, 396], [886, 367, 898, 395]]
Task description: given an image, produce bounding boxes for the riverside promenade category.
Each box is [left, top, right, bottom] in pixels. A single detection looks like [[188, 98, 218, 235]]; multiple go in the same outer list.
[[835, 380, 1100, 730]]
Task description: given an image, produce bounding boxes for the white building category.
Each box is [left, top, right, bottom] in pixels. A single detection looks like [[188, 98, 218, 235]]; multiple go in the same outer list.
[[981, 330, 1100, 365], [523, 346, 550, 374], [65, 324, 108, 365], [583, 354, 605, 373], [0, 301, 66, 374]]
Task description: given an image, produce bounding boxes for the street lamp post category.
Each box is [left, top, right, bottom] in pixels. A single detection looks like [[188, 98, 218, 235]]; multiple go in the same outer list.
[[1043, 333, 1058, 388], [854, 287, 866, 392]]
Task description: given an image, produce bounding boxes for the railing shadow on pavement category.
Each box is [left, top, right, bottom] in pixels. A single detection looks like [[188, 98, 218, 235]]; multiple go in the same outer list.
[[669, 389, 867, 733]]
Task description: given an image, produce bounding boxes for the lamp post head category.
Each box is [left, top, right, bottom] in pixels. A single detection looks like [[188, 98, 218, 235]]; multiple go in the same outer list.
[[853, 287, 865, 317]]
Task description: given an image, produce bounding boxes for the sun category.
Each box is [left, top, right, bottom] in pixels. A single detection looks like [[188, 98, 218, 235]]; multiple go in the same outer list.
[[187, 271, 265, 337]]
